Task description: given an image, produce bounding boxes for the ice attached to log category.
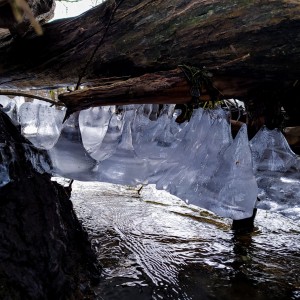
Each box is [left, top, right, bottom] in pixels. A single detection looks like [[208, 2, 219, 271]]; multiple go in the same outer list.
[[48, 113, 97, 180], [1, 100, 261, 219], [95, 109, 149, 185], [72, 105, 258, 219], [250, 126, 299, 172], [79, 106, 119, 161], [207, 124, 258, 219], [154, 110, 257, 219], [18, 102, 66, 150]]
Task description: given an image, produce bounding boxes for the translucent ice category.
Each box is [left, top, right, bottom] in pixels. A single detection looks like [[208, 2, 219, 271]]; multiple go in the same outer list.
[[93, 112, 124, 161], [255, 170, 300, 220], [2, 100, 264, 220], [132, 104, 178, 160], [18, 102, 66, 150], [154, 110, 258, 220], [250, 126, 299, 172], [156, 108, 232, 195], [48, 113, 98, 180], [206, 125, 258, 219], [95, 109, 149, 185], [79, 106, 117, 161]]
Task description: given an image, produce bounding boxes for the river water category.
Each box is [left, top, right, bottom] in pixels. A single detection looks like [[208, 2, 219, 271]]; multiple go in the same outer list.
[[71, 181, 300, 300]]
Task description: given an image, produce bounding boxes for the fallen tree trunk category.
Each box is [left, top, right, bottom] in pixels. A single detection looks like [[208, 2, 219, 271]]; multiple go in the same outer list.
[[58, 68, 257, 114], [0, 0, 299, 109]]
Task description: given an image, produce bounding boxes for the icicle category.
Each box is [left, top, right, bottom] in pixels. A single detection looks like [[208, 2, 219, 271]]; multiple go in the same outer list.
[[19, 102, 65, 150], [250, 126, 299, 172], [156, 108, 232, 197], [95, 109, 149, 185], [206, 124, 258, 219], [79, 106, 114, 160], [133, 104, 178, 160], [0, 96, 20, 125], [48, 113, 97, 180], [92, 112, 124, 162]]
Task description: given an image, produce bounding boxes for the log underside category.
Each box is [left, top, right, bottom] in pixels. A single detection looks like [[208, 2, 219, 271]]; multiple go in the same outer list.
[[0, 0, 299, 116]]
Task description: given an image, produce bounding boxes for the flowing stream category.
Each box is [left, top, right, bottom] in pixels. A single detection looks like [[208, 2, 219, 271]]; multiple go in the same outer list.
[[71, 181, 300, 300]]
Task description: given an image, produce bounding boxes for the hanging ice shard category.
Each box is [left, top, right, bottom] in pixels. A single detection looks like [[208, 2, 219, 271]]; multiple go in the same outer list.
[[18, 102, 66, 150], [48, 113, 98, 180], [156, 108, 232, 197], [79, 106, 119, 161], [132, 104, 179, 160], [250, 126, 299, 172], [95, 109, 149, 185], [153, 108, 206, 188], [206, 124, 258, 219], [94, 112, 124, 161]]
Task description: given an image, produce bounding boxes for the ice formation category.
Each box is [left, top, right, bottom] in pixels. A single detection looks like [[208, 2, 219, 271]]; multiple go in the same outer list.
[[48, 113, 97, 180], [44, 104, 259, 219], [18, 102, 66, 150], [4, 96, 299, 220], [250, 126, 300, 172]]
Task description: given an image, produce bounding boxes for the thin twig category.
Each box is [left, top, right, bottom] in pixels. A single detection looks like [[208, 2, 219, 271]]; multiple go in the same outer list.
[[211, 53, 251, 70], [0, 90, 65, 106]]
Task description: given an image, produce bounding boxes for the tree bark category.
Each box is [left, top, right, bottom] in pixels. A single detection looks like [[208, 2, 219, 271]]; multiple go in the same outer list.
[[0, 0, 299, 108], [0, 0, 55, 36]]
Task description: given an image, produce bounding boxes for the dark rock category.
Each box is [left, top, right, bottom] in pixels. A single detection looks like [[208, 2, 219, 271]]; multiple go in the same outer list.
[[0, 109, 101, 299]]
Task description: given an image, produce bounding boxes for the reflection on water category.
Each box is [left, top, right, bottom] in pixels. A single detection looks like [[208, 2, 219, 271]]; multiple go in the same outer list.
[[71, 182, 300, 300]]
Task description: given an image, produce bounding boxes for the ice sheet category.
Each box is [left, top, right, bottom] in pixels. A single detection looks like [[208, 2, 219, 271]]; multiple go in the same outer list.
[[5, 100, 299, 220]]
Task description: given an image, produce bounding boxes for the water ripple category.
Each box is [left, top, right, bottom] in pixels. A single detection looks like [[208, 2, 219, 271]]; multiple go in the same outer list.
[[71, 181, 300, 300]]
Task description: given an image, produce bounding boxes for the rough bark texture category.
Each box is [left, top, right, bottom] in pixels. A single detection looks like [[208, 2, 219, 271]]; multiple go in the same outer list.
[[0, 0, 299, 107], [0, 110, 101, 299], [0, 0, 55, 36]]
